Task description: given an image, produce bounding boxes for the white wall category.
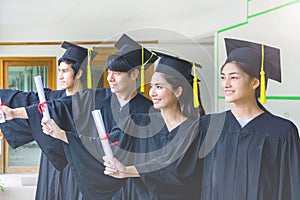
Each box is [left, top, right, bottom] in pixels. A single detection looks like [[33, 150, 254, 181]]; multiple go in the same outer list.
[[0, 0, 247, 42], [0, 0, 249, 115], [1, 28, 216, 113]]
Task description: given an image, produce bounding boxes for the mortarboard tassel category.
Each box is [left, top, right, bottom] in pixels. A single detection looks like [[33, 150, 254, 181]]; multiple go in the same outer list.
[[87, 48, 92, 89], [193, 63, 200, 108], [260, 45, 266, 104], [140, 48, 155, 93], [140, 47, 145, 93]]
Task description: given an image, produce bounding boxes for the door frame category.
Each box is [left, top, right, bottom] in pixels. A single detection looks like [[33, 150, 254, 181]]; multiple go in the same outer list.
[[0, 56, 56, 173]]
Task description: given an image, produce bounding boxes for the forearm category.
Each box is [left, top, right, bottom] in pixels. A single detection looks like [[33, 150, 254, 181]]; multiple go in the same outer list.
[[12, 107, 28, 119]]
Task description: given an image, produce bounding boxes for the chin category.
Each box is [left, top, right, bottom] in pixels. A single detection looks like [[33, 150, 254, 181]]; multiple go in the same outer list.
[[59, 86, 67, 89], [153, 104, 161, 109], [110, 88, 118, 93], [225, 97, 234, 103]]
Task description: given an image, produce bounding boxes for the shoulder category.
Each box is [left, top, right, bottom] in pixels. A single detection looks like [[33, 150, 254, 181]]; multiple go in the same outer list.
[[44, 88, 66, 98], [131, 94, 153, 107], [200, 111, 228, 128], [95, 88, 111, 99], [263, 112, 299, 138], [71, 88, 111, 101]]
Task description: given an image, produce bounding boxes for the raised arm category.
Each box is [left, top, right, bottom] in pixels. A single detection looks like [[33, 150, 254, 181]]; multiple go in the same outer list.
[[0, 105, 28, 120]]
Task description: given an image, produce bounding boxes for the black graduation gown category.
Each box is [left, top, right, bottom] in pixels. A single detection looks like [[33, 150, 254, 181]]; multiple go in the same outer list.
[[108, 113, 204, 200], [63, 92, 154, 200], [0, 89, 83, 200], [199, 110, 300, 200], [25, 89, 137, 200], [101, 94, 155, 200]]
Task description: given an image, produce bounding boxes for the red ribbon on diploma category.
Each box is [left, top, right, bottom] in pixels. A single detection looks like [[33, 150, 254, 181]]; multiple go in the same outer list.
[[38, 102, 47, 114], [101, 133, 118, 146], [0, 102, 6, 106]]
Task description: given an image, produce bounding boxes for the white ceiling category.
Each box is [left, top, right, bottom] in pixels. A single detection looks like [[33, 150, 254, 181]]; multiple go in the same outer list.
[[0, 0, 242, 43]]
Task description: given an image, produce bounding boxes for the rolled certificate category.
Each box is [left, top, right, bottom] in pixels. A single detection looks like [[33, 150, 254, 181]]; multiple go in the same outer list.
[[34, 75, 52, 131], [91, 110, 115, 167], [0, 98, 5, 123]]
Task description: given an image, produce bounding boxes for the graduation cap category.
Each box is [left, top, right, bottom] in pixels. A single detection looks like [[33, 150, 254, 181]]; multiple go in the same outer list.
[[154, 51, 202, 108], [113, 34, 158, 92], [224, 38, 281, 104], [61, 41, 98, 88]]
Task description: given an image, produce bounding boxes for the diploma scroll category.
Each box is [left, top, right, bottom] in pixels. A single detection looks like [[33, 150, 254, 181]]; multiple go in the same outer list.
[[91, 110, 116, 167], [34, 75, 52, 131]]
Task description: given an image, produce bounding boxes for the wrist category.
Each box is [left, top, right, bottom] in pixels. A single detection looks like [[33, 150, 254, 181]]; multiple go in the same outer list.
[[125, 166, 140, 177], [13, 107, 28, 119], [60, 130, 69, 144]]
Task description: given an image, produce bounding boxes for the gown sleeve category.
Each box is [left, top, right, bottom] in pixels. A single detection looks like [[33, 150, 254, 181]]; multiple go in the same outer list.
[[64, 132, 126, 200], [137, 126, 204, 200], [23, 89, 111, 171], [24, 95, 72, 171], [0, 89, 39, 148], [279, 122, 300, 199], [0, 89, 65, 148]]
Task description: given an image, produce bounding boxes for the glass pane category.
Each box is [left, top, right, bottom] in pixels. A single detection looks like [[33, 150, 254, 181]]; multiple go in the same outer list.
[[7, 66, 47, 168], [8, 66, 48, 91]]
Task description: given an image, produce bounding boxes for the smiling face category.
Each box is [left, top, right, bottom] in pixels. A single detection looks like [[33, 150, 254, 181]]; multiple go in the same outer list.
[[107, 69, 138, 96], [220, 62, 259, 104], [149, 72, 181, 111]]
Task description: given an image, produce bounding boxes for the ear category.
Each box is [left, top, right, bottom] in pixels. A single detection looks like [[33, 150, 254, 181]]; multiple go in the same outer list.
[[252, 78, 260, 90], [130, 69, 139, 80], [174, 86, 183, 98], [75, 69, 83, 80]]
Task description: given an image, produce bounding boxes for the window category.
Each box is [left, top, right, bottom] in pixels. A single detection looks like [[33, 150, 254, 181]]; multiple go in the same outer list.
[[0, 57, 56, 173]]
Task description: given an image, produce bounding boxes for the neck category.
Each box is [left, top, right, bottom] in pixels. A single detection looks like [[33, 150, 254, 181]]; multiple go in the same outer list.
[[161, 106, 187, 132], [231, 99, 264, 120], [66, 80, 83, 96], [115, 90, 137, 107]]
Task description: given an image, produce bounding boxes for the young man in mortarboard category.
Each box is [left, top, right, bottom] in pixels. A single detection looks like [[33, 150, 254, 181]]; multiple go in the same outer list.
[[0, 34, 158, 200], [0, 42, 103, 200]]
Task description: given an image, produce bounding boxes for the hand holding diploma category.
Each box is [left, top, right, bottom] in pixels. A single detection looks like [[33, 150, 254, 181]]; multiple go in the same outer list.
[[103, 156, 140, 178], [41, 117, 69, 143], [91, 110, 116, 168], [34, 75, 53, 131]]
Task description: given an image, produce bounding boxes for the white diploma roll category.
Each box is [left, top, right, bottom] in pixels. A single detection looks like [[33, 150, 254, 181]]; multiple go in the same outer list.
[[91, 110, 116, 167], [34, 75, 52, 131], [0, 98, 6, 123]]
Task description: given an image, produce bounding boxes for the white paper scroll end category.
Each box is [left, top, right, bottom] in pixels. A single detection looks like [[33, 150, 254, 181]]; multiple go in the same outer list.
[[0, 111, 5, 123], [0, 98, 6, 123], [34, 75, 53, 131], [91, 110, 116, 168]]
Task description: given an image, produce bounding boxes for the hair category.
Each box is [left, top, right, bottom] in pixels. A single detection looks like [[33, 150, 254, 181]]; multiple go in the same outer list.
[[105, 54, 136, 73], [159, 71, 205, 119], [105, 53, 141, 87], [221, 60, 269, 113]]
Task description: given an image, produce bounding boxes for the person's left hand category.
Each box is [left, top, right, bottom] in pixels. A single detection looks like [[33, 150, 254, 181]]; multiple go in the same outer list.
[[103, 156, 128, 179], [103, 156, 140, 178], [41, 117, 68, 143]]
